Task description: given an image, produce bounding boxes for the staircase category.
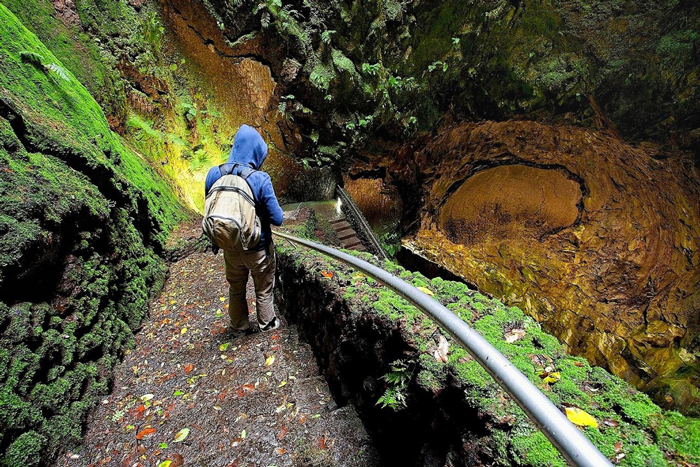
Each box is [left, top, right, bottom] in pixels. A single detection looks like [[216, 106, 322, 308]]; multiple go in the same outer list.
[[329, 218, 367, 252]]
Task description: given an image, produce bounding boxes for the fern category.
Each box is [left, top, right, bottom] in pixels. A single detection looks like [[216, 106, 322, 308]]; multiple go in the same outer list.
[[19, 51, 70, 81], [376, 360, 411, 411], [19, 51, 44, 67], [321, 30, 336, 45], [45, 63, 70, 81]]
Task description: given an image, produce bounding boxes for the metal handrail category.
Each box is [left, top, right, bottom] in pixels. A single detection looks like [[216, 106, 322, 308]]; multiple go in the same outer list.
[[336, 186, 389, 260], [272, 230, 613, 467]]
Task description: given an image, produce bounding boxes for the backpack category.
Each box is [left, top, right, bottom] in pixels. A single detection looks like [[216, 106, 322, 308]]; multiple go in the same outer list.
[[202, 164, 261, 251]]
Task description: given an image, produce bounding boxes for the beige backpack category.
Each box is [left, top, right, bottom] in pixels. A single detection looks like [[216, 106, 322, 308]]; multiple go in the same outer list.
[[202, 164, 261, 251]]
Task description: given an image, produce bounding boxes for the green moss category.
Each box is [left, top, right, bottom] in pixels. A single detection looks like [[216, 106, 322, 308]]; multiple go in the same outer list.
[[510, 428, 565, 467], [331, 48, 357, 75], [372, 289, 420, 324], [2, 430, 45, 467], [309, 61, 336, 92], [0, 7, 185, 464], [654, 411, 700, 463]]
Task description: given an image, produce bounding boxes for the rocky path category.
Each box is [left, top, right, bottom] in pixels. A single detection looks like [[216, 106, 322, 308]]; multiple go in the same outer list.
[[56, 222, 378, 467]]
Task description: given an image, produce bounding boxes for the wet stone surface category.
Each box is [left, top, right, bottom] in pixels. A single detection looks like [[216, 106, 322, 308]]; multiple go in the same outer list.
[[56, 222, 378, 467]]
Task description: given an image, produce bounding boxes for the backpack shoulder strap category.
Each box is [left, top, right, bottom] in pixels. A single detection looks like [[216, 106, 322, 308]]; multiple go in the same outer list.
[[239, 167, 256, 180], [218, 163, 235, 176]]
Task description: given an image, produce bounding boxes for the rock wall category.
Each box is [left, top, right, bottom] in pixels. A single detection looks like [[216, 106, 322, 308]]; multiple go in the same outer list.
[[0, 7, 184, 465], [203, 0, 700, 164], [395, 121, 700, 414]]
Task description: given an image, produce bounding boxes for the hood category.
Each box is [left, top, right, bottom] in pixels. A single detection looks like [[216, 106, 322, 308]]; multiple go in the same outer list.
[[227, 124, 268, 170]]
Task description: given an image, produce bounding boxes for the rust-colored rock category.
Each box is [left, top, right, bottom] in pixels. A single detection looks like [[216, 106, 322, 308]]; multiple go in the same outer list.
[[439, 164, 582, 245], [396, 120, 699, 414]]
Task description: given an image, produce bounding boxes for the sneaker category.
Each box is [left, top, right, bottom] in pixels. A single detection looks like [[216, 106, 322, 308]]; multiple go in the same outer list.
[[260, 317, 281, 332]]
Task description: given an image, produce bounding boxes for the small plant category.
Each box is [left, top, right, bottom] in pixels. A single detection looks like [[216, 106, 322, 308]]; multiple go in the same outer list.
[[427, 60, 448, 73], [361, 62, 382, 76], [376, 359, 412, 410], [321, 29, 336, 44], [19, 51, 70, 81], [144, 11, 165, 53]]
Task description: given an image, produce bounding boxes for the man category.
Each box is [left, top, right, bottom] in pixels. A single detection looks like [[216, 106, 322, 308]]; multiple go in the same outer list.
[[204, 125, 283, 335]]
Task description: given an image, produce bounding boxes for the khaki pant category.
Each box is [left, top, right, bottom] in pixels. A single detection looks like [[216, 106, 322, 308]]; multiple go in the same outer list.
[[223, 244, 277, 331]]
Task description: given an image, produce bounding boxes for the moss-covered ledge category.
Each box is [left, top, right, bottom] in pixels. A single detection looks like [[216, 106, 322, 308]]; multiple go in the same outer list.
[[274, 242, 699, 466]]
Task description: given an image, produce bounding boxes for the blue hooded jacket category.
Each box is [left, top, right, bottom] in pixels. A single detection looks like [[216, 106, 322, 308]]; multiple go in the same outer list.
[[205, 125, 283, 250]]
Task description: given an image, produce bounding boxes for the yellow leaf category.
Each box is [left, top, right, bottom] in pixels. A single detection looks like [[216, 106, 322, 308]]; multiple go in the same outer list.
[[181, 327, 187, 334], [565, 407, 598, 428], [543, 372, 561, 384], [158, 461, 172, 467], [265, 355, 275, 366], [417, 286, 434, 296], [241, 429, 247, 439], [173, 427, 190, 442], [140, 394, 154, 402], [220, 342, 230, 351], [278, 380, 287, 387], [219, 296, 225, 302]]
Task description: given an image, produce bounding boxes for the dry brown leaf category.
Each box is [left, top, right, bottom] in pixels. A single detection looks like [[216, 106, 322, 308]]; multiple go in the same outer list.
[[135, 427, 156, 439], [504, 329, 526, 343]]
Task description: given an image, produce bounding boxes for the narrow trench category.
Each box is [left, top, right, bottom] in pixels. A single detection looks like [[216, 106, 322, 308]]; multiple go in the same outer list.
[[274, 256, 494, 466]]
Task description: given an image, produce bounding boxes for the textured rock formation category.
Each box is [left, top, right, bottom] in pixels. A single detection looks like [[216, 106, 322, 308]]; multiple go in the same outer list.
[[397, 121, 700, 414], [0, 6, 184, 464]]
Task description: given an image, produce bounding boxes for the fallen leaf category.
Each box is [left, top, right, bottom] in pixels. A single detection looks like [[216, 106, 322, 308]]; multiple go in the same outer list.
[[184, 364, 194, 375], [140, 394, 154, 402], [542, 372, 561, 384], [604, 419, 620, 428], [278, 427, 288, 440], [614, 441, 623, 453], [565, 407, 598, 428], [173, 390, 183, 397], [321, 271, 333, 279], [181, 327, 187, 334], [318, 433, 330, 450], [169, 453, 184, 467], [276, 448, 286, 455], [573, 361, 584, 367], [173, 428, 190, 443], [220, 342, 230, 351], [265, 355, 275, 366], [241, 429, 247, 439], [219, 296, 226, 302], [278, 381, 287, 388], [158, 461, 172, 467], [433, 335, 449, 363], [417, 286, 434, 296], [504, 329, 526, 343], [136, 427, 156, 439]]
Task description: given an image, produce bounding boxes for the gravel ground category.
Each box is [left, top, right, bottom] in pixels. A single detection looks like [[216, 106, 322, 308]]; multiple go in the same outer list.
[[56, 222, 379, 467]]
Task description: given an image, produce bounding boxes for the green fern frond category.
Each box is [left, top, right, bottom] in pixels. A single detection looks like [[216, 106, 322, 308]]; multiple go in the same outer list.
[[45, 63, 70, 81], [19, 51, 44, 67]]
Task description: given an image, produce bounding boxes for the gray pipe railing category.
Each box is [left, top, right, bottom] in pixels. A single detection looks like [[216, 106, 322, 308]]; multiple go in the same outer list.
[[273, 230, 613, 467]]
